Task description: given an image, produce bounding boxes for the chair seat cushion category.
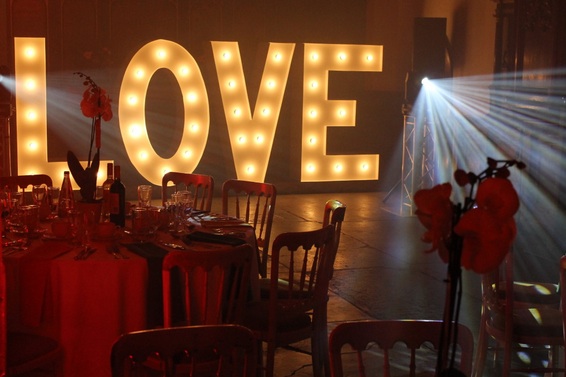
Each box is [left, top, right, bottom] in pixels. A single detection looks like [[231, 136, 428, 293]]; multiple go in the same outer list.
[[490, 307, 563, 338], [7, 331, 60, 368], [258, 278, 313, 300], [244, 300, 312, 332]]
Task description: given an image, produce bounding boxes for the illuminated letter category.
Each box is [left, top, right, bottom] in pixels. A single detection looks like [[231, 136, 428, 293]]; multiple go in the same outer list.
[[120, 39, 209, 185], [302, 43, 383, 181], [212, 42, 295, 182], [14, 37, 111, 184]]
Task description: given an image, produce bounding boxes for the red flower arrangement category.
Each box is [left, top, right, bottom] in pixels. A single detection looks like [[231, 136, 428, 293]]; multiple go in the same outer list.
[[67, 72, 113, 202], [414, 157, 525, 376], [414, 157, 524, 273]]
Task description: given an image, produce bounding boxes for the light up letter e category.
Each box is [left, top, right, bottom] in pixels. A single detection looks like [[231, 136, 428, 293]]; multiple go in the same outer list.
[[302, 43, 383, 182]]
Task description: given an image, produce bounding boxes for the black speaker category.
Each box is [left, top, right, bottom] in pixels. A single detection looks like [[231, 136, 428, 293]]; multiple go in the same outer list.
[[412, 17, 447, 80]]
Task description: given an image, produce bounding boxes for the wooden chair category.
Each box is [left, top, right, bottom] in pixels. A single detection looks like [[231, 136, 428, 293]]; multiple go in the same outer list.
[[472, 250, 564, 377], [329, 319, 475, 377], [110, 324, 257, 377], [221, 179, 276, 278], [162, 244, 254, 327], [161, 172, 214, 211], [243, 225, 336, 377], [260, 199, 346, 296], [0, 174, 53, 205], [0, 258, 62, 376]]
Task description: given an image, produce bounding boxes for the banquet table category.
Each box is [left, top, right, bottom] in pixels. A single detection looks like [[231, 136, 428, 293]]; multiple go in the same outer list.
[[3, 212, 259, 377]]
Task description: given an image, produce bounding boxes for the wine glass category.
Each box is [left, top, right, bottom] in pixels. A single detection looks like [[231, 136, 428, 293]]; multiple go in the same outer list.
[[32, 185, 46, 206], [137, 185, 153, 207]]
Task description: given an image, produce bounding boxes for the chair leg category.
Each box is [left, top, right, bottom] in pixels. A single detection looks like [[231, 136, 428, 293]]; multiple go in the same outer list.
[[311, 312, 330, 377], [472, 315, 488, 377], [265, 342, 277, 377], [256, 340, 265, 377]]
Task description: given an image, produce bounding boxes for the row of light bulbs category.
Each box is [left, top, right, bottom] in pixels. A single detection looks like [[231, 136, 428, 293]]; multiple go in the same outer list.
[[14, 38, 382, 186]]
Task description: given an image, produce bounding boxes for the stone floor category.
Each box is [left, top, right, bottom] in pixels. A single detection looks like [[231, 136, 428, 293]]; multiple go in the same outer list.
[[215, 191, 562, 377]]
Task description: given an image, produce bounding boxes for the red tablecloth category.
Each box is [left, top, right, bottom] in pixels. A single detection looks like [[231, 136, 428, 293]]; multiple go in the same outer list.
[[4, 217, 258, 377]]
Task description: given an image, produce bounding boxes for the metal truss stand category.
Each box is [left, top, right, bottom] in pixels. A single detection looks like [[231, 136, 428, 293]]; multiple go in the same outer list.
[[398, 114, 435, 216]]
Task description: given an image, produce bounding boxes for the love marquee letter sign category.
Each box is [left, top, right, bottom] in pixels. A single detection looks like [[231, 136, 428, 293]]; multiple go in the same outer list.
[[14, 37, 382, 186]]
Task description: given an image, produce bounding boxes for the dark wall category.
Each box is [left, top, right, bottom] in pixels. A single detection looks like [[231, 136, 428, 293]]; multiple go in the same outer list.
[[5, 0, 409, 198]]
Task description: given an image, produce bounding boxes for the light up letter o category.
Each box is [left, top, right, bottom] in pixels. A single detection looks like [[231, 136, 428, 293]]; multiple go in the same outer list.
[[119, 39, 209, 185]]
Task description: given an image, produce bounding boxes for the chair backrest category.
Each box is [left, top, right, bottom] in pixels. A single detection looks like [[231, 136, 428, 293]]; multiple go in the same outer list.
[[110, 324, 257, 377], [162, 244, 253, 327], [221, 179, 276, 278], [477, 250, 564, 375], [268, 225, 336, 316], [0, 174, 53, 204], [322, 199, 346, 279], [161, 172, 214, 211], [329, 319, 475, 377]]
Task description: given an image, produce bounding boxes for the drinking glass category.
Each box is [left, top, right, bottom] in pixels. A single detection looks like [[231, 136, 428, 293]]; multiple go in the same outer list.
[[20, 204, 40, 234], [137, 185, 153, 207], [131, 207, 158, 242], [47, 186, 60, 214], [7, 192, 24, 229], [177, 190, 194, 218], [32, 185, 46, 206]]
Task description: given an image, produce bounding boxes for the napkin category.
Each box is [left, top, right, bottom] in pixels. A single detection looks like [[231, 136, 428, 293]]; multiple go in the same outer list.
[[183, 231, 246, 246], [123, 242, 169, 328], [198, 215, 251, 228]]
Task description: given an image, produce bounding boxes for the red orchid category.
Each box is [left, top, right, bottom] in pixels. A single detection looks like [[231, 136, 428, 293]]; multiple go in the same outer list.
[[67, 72, 113, 202], [455, 207, 517, 273], [453, 177, 519, 273], [475, 177, 519, 220], [80, 87, 113, 121], [413, 183, 453, 262], [415, 157, 524, 375], [414, 158, 524, 274]]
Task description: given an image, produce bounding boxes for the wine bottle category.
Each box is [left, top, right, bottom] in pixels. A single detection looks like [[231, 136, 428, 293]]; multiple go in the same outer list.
[[109, 165, 126, 227], [58, 171, 75, 218], [101, 162, 114, 222]]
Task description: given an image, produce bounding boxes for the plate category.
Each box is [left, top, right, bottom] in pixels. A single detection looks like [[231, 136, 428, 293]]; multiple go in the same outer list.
[[10, 227, 47, 239]]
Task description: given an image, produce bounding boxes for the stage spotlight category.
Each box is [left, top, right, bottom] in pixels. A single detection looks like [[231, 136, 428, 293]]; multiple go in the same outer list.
[[421, 77, 429, 85]]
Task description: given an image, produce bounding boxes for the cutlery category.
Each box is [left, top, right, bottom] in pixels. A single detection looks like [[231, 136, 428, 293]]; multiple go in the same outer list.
[[74, 247, 97, 260], [82, 247, 97, 260], [161, 242, 185, 250], [106, 244, 129, 259], [2, 245, 29, 256]]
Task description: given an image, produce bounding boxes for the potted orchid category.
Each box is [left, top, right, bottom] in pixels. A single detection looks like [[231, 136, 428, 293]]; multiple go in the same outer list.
[[414, 157, 525, 376], [67, 72, 113, 203]]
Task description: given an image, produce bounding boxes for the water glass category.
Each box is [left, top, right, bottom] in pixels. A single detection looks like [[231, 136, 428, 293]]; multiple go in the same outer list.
[[20, 204, 40, 234], [32, 185, 46, 206], [131, 207, 159, 242], [47, 186, 60, 214], [137, 185, 153, 207]]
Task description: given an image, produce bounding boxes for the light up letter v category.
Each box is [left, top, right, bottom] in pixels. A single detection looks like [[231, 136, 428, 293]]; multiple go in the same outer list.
[[212, 42, 295, 182]]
